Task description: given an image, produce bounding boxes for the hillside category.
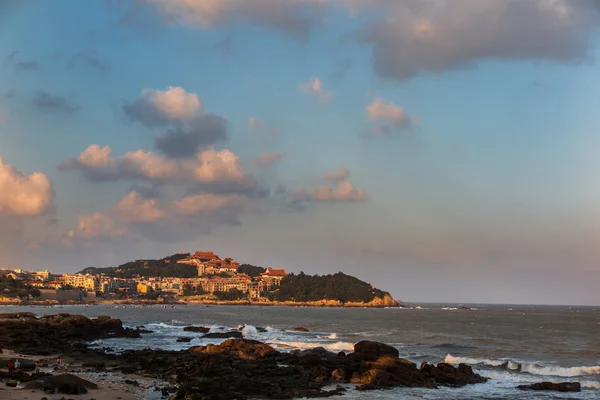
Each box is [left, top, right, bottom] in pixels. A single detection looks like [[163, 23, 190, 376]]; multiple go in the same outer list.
[[78, 253, 196, 278], [269, 272, 394, 304]]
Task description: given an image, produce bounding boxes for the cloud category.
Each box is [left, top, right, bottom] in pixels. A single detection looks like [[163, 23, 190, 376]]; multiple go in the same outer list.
[[257, 152, 281, 167], [113, 190, 167, 223], [173, 193, 249, 215], [123, 86, 202, 126], [353, 0, 600, 80], [66, 212, 126, 241], [366, 98, 414, 133], [69, 50, 109, 71], [155, 114, 227, 157], [324, 167, 350, 182], [141, 0, 327, 37], [15, 60, 41, 71], [59, 145, 257, 192], [300, 180, 367, 202], [33, 91, 79, 113], [299, 76, 333, 101], [293, 168, 367, 203], [123, 87, 226, 156], [0, 156, 54, 217]]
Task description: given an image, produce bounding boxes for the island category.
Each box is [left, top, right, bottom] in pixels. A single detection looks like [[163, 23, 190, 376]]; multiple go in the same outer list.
[[0, 251, 400, 307]]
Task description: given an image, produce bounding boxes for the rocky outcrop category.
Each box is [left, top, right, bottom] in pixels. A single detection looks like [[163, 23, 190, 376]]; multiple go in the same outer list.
[[293, 327, 310, 332], [183, 326, 211, 333], [201, 331, 243, 339], [117, 339, 486, 399], [517, 382, 581, 392], [0, 313, 141, 354], [25, 373, 98, 394], [354, 340, 399, 359]]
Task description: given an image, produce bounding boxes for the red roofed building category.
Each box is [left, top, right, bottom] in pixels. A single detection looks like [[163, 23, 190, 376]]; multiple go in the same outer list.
[[192, 251, 217, 262], [260, 268, 287, 290]]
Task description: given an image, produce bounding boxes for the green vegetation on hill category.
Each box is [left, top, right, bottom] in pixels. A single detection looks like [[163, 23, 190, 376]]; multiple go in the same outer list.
[[270, 272, 387, 303], [0, 277, 41, 299], [237, 264, 266, 277], [78, 253, 196, 278]]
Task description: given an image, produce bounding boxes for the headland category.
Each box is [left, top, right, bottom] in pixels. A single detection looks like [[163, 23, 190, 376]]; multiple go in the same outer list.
[[0, 251, 401, 308]]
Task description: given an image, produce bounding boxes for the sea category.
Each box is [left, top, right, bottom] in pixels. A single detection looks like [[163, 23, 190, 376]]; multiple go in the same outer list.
[[3, 303, 599, 399]]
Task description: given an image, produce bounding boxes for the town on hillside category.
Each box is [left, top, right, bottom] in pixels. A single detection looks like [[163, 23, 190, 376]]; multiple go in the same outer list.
[[0, 251, 287, 302]]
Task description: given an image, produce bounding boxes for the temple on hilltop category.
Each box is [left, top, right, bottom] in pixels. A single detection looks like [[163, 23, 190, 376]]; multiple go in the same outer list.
[[179, 251, 240, 276]]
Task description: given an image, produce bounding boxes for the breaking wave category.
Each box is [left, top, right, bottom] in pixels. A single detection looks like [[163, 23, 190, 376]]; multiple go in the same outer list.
[[269, 340, 354, 352], [445, 354, 600, 377], [147, 322, 181, 329]]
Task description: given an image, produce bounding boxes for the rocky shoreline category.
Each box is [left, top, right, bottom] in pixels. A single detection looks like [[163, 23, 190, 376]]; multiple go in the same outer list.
[[0, 294, 403, 308], [0, 313, 583, 399]]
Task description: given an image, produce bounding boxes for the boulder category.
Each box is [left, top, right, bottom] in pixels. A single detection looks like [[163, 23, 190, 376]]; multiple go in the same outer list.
[[6, 379, 17, 387], [201, 331, 243, 339], [354, 341, 399, 359], [191, 339, 279, 360], [25, 374, 98, 395], [517, 382, 581, 392], [176, 337, 192, 343], [293, 327, 309, 332], [183, 326, 211, 333]]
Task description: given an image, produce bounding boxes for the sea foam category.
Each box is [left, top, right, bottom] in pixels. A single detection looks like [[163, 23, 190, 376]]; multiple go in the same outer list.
[[445, 354, 600, 377]]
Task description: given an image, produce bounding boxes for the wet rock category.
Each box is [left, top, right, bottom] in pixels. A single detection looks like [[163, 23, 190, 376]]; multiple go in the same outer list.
[[517, 381, 581, 392], [25, 374, 97, 395], [201, 331, 243, 339], [182, 326, 210, 333], [419, 362, 487, 387], [354, 340, 399, 359], [293, 327, 309, 332], [176, 337, 192, 343]]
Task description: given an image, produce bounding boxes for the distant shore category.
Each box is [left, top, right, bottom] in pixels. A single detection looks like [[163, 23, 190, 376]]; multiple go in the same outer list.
[[0, 295, 403, 308]]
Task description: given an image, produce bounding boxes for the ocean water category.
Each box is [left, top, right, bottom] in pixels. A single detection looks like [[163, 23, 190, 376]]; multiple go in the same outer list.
[[4, 303, 599, 399]]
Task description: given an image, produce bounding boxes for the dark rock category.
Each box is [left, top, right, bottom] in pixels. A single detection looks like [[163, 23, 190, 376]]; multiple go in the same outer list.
[[25, 374, 97, 395], [183, 326, 210, 333], [354, 341, 399, 359], [176, 337, 192, 343], [201, 331, 243, 339], [517, 382, 581, 392], [293, 327, 309, 332], [6, 379, 17, 387]]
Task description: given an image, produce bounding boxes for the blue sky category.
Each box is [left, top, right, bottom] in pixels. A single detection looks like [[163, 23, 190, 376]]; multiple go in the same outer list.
[[2, 0, 600, 305]]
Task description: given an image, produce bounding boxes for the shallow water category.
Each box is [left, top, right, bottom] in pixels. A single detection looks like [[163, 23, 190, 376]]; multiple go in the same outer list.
[[3, 303, 599, 399]]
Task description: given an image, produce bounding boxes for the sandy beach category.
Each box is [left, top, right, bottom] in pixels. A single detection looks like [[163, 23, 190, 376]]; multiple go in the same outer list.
[[0, 349, 166, 400]]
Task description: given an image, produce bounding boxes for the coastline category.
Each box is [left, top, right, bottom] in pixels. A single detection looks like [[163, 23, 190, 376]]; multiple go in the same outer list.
[[0, 294, 403, 308]]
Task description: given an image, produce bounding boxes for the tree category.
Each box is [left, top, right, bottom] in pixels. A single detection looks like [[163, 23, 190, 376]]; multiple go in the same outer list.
[[29, 288, 41, 298], [237, 264, 266, 277]]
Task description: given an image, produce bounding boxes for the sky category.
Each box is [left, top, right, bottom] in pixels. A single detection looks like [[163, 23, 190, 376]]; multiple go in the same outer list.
[[1, 0, 600, 305]]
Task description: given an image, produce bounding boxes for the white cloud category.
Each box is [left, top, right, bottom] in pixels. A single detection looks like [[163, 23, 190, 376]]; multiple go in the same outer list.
[[366, 98, 414, 133], [113, 191, 167, 223], [0, 156, 53, 217], [60, 145, 255, 190], [299, 77, 333, 101], [352, 0, 600, 80], [294, 169, 367, 203], [324, 167, 349, 182], [67, 213, 126, 240], [123, 86, 201, 126], [309, 180, 366, 202]]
